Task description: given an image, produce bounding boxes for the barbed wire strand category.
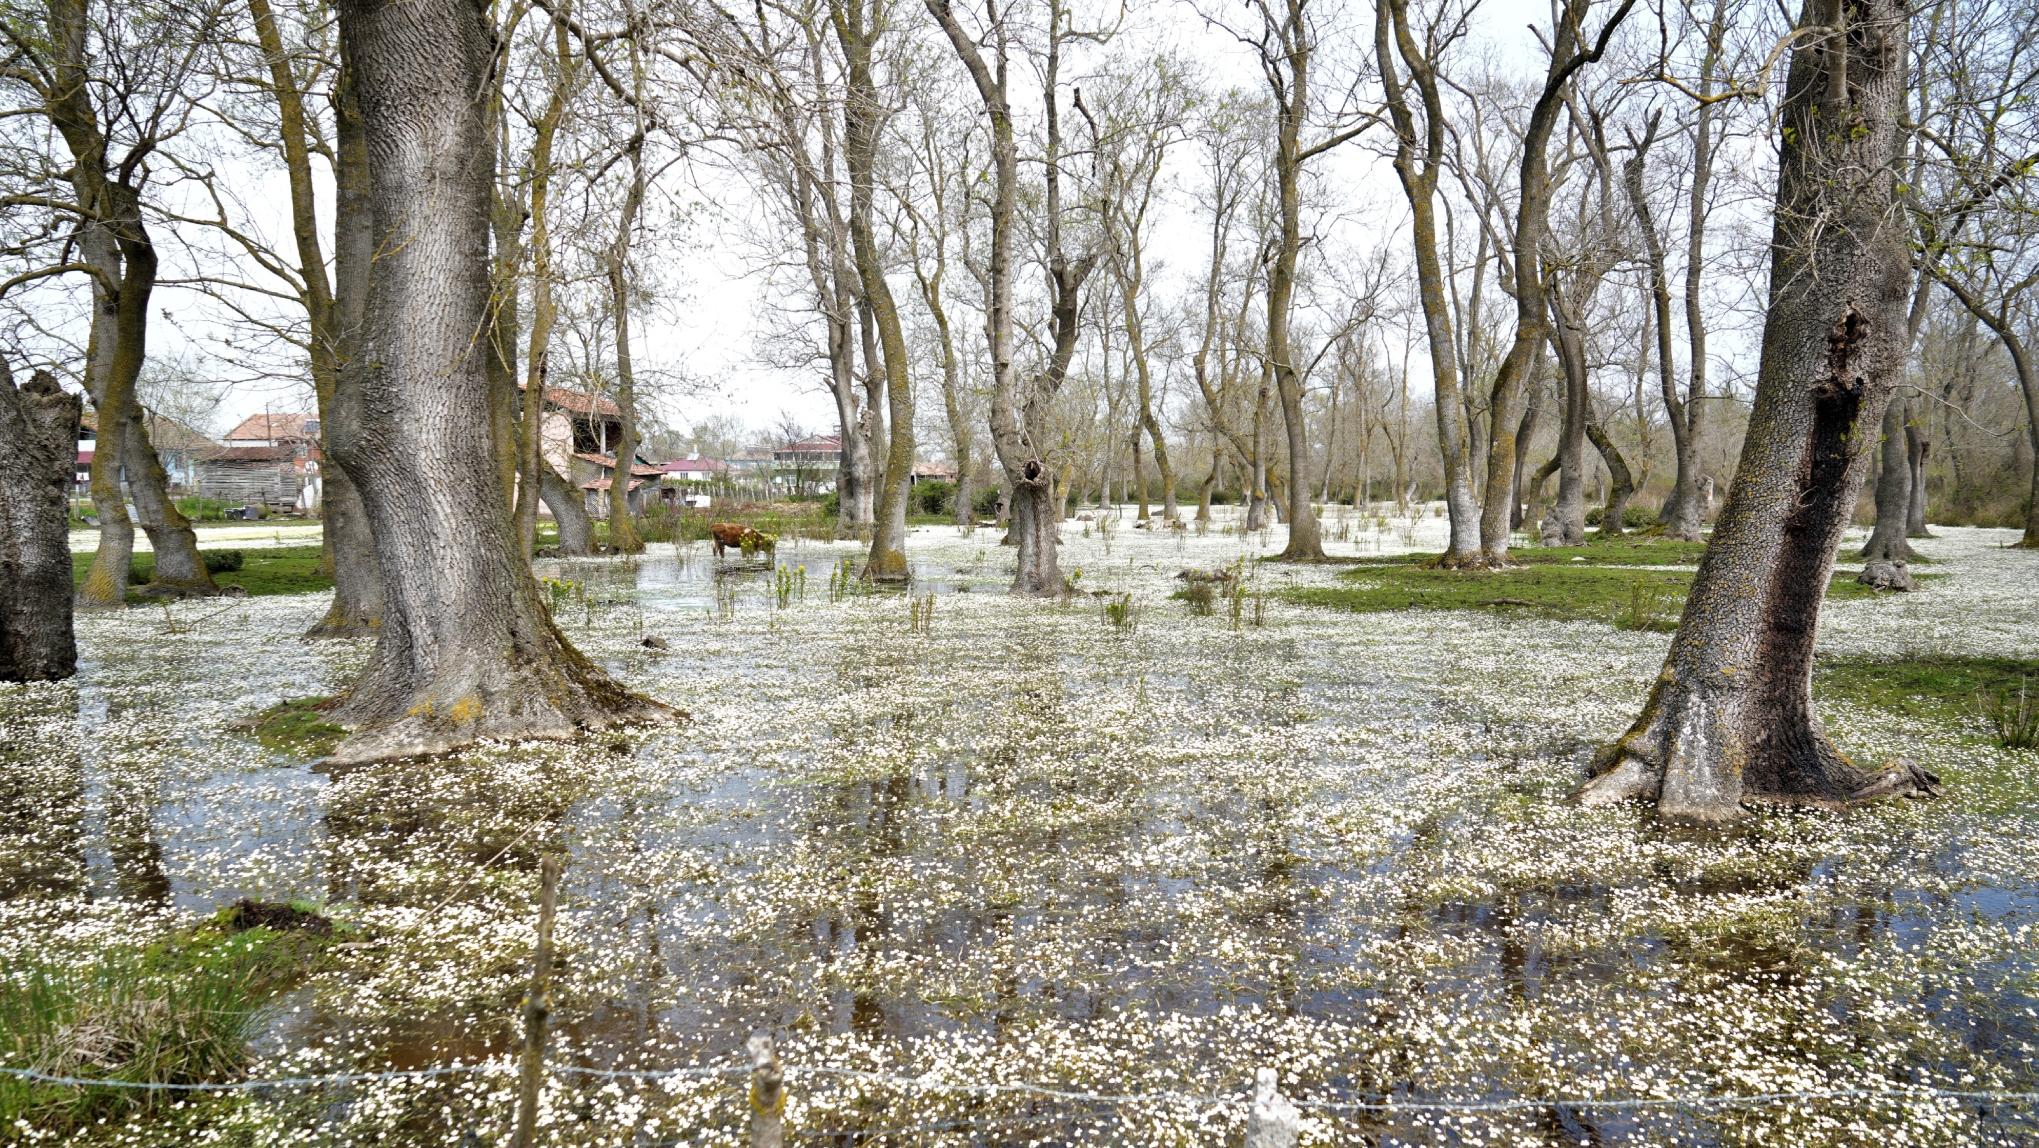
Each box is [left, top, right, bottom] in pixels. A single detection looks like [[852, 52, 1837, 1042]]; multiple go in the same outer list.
[[4, 1063, 2035, 1117]]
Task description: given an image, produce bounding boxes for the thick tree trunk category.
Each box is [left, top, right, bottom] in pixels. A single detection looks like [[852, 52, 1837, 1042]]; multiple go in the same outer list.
[[538, 464, 593, 556], [1584, 424, 1634, 538], [0, 367, 81, 681], [1578, 0, 1940, 822], [1860, 398, 1917, 562], [327, 0, 673, 765]]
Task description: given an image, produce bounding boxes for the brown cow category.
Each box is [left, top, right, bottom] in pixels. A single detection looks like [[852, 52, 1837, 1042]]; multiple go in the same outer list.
[[709, 522, 776, 559]]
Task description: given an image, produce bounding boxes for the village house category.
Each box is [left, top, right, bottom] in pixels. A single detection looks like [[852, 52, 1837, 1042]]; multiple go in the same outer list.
[[195, 412, 321, 510], [772, 435, 841, 495], [660, 454, 726, 508], [520, 384, 665, 514]]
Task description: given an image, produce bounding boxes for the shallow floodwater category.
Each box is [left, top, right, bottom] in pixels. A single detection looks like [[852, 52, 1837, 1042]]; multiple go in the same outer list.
[[4, 510, 2037, 1146]]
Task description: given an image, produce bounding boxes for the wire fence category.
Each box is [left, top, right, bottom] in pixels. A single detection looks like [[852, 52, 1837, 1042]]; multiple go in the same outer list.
[[6, 1058, 2038, 1147], [9, 859, 2035, 1145]]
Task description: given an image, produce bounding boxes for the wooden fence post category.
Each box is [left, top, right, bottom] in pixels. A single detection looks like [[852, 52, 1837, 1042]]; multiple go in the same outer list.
[[747, 1031, 785, 1148], [1244, 1067, 1298, 1148], [512, 854, 560, 1148]]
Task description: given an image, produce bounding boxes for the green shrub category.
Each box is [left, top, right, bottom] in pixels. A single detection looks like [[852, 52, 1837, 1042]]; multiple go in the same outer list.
[[1208, 490, 1236, 506], [914, 480, 955, 517], [822, 492, 841, 518], [203, 550, 245, 574], [972, 485, 1002, 518], [1585, 504, 1657, 528]]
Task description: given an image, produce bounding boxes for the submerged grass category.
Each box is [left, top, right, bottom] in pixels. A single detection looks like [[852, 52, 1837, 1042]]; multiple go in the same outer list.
[[6, 518, 2035, 1146], [232, 697, 346, 759], [0, 916, 329, 1137]]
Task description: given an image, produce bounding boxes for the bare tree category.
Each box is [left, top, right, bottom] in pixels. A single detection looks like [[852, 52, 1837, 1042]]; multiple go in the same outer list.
[[325, 0, 673, 764], [1580, 0, 1942, 821]]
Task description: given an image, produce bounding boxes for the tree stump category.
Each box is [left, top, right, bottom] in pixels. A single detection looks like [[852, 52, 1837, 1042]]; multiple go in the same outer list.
[[1857, 559, 1917, 592]]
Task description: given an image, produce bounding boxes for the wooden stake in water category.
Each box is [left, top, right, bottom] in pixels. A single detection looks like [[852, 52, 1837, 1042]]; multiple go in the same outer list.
[[512, 854, 560, 1148], [748, 1031, 785, 1148], [1244, 1067, 1298, 1148]]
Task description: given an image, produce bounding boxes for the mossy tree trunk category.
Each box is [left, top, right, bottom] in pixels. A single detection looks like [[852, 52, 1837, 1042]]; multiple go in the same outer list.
[[1578, 0, 1942, 822], [326, 0, 674, 765], [42, 0, 216, 605], [834, 0, 913, 582]]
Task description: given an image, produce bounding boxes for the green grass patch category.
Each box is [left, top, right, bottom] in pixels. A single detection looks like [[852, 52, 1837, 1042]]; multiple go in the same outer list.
[[232, 696, 346, 758], [1289, 561, 1940, 630], [1813, 656, 2039, 723], [0, 908, 337, 1136], [1351, 535, 1711, 568], [72, 546, 332, 600]]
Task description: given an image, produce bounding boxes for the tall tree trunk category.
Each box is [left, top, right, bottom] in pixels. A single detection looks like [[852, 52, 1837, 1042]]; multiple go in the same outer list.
[[1548, 297, 1591, 546], [834, 0, 913, 581], [1509, 373, 1546, 530], [1860, 397, 1917, 562], [327, 0, 673, 765], [250, 0, 381, 636], [927, 0, 1080, 594], [604, 112, 646, 555], [516, 10, 573, 558], [0, 367, 80, 681], [308, 53, 384, 636], [45, 0, 217, 605], [1624, 113, 1705, 542], [1378, 0, 1478, 561], [1578, 0, 1940, 821], [1905, 423, 1931, 536]]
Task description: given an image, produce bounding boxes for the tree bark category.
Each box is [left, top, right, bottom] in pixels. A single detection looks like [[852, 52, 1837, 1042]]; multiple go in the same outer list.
[[327, 0, 674, 765], [1578, 0, 1941, 822], [1584, 423, 1634, 537], [925, 0, 1077, 594], [515, 10, 573, 558], [0, 367, 80, 681], [538, 463, 593, 556], [1860, 397, 1917, 562], [1623, 113, 1706, 542], [308, 49, 384, 637], [1548, 297, 1591, 546], [43, 0, 216, 604], [834, 0, 913, 582], [1905, 423, 1931, 536], [1378, 0, 1479, 562]]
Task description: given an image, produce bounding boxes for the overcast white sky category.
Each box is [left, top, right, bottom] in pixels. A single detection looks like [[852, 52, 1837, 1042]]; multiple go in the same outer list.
[[160, 0, 1600, 448]]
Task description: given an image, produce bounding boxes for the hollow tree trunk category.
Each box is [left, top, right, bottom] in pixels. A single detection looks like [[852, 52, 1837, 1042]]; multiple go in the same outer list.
[[0, 367, 81, 681], [1860, 398, 1916, 562], [1577, 0, 1940, 822], [326, 0, 673, 765]]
